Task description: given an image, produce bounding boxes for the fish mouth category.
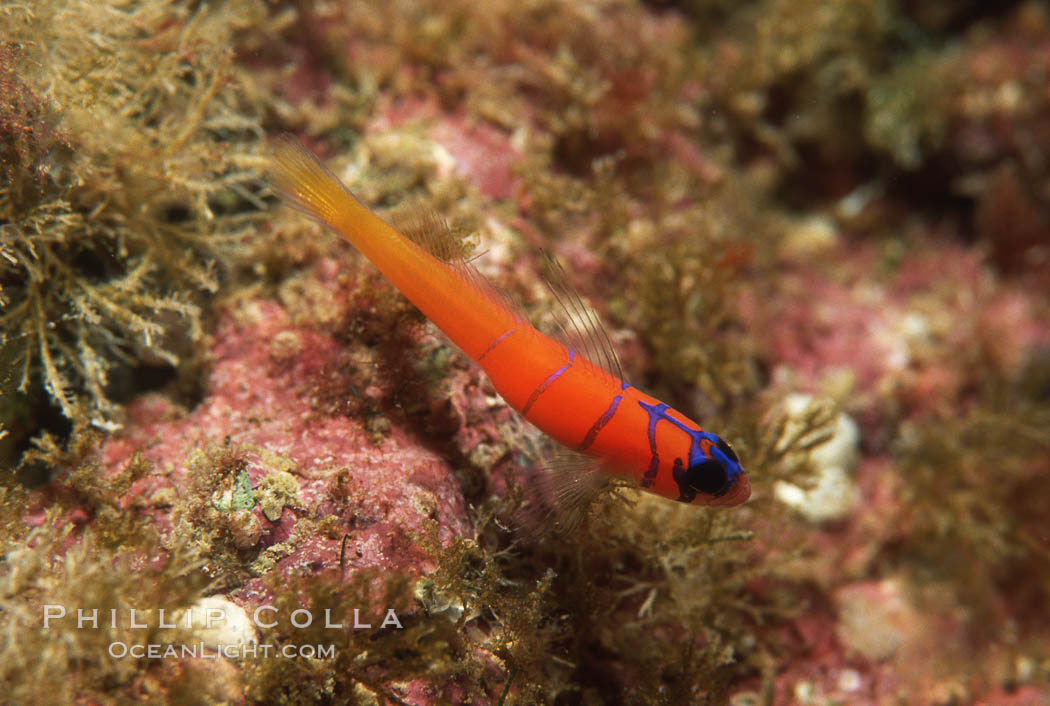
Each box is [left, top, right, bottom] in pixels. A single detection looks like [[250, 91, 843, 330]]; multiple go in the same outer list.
[[714, 472, 751, 506]]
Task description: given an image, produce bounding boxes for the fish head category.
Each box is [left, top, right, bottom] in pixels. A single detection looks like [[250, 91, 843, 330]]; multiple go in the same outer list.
[[677, 433, 751, 506]]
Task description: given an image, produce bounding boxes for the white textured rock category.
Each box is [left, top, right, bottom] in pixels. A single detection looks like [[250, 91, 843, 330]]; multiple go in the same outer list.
[[781, 214, 839, 258], [774, 393, 861, 523], [835, 579, 916, 661], [180, 596, 257, 649]]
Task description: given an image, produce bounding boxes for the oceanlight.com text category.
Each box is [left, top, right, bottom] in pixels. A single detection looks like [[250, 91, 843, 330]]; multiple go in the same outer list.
[[108, 641, 337, 660]]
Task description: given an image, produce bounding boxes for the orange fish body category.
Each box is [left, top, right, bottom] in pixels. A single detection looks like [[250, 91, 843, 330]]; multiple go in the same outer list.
[[271, 137, 750, 508]]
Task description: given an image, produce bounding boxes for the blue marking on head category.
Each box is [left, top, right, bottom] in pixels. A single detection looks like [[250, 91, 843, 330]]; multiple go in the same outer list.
[[638, 401, 745, 502]]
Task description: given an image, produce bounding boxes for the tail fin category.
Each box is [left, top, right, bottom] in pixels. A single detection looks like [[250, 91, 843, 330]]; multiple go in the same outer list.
[[269, 135, 359, 226]]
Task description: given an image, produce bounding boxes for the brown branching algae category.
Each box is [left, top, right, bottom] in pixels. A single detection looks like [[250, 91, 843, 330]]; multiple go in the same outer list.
[[2, 0, 1050, 704], [0, 1, 268, 436]]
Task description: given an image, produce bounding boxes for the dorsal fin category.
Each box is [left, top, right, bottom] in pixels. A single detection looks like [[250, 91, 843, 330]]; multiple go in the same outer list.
[[538, 251, 625, 383], [386, 209, 625, 383], [387, 207, 468, 264], [386, 205, 527, 324]]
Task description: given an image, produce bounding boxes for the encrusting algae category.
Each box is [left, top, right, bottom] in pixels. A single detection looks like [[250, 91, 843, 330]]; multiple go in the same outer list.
[[2, 0, 1050, 704]]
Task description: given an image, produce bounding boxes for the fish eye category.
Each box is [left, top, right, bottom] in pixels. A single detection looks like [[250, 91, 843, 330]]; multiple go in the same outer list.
[[686, 460, 729, 496]]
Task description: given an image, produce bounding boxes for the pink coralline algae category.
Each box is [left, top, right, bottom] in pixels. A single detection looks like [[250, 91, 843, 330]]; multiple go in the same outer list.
[[748, 234, 1048, 419], [430, 116, 519, 201], [95, 258, 479, 588]]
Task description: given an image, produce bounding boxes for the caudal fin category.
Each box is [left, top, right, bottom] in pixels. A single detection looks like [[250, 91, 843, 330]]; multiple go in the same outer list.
[[269, 135, 359, 226]]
